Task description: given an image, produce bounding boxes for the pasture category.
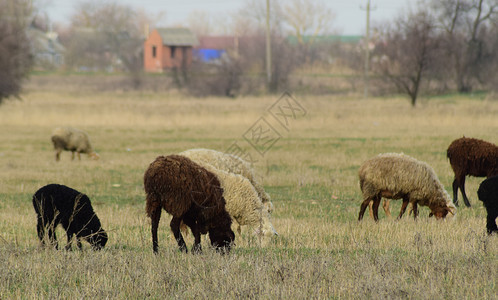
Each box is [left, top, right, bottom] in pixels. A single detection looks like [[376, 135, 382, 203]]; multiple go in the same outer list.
[[0, 86, 496, 298]]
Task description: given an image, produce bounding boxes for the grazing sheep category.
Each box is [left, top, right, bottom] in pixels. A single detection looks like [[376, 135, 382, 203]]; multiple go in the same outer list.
[[32, 184, 108, 250], [180, 149, 277, 238], [144, 155, 235, 254], [447, 137, 498, 207], [179, 148, 273, 213], [51, 127, 100, 161], [181, 154, 277, 239], [358, 153, 457, 221], [477, 176, 498, 234]]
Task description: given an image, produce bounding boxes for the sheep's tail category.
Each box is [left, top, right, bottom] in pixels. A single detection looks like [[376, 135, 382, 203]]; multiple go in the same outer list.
[[145, 194, 161, 218]]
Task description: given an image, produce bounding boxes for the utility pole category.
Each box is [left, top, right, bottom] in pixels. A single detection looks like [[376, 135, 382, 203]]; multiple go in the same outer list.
[[266, 0, 272, 90], [362, 0, 373, 100]]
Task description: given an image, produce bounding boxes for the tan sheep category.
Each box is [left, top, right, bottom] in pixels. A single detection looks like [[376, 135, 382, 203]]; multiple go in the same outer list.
[[180, 149, 277, 240], [358, 153, 456, 221], [179, 148, 273, 213], [51, 127, 99, 161]]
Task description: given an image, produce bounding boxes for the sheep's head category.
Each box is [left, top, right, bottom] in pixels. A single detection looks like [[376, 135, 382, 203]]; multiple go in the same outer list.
[[208, 212, 235, 254], [209, 227, 235, 254], [88, 229, 108, 250], [89, 152, 100, 160], [253, 216, 278, 238], [429, 201, 457, 220]]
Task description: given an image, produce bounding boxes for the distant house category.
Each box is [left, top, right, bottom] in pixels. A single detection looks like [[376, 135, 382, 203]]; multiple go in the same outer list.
[[27, 27, 65, 70], [143, 27, 198, 72]]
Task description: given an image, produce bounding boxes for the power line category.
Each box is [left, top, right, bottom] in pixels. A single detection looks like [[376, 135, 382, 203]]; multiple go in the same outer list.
[[360, 0, 376, 100]]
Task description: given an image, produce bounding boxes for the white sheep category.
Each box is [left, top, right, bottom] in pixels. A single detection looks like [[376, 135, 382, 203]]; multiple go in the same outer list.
[[180, 149, 277, 239], [51, 127, 99, 161], [358, 153, 456, 221], [179, 148, 273, 213]]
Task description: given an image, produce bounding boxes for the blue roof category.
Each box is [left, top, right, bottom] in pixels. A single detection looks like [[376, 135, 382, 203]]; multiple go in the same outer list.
[[194, 49, 226, 62]]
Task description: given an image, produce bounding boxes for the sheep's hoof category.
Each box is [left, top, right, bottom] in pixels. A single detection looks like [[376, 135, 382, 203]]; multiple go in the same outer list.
[[192, 244, 202, 254], [179, 245, 188, 253]]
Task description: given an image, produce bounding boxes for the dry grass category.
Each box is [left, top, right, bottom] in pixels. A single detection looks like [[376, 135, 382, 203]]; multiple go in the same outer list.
[[0, 86, 497, 299]]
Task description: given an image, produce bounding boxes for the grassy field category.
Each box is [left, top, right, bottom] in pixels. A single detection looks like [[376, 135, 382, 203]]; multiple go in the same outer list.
[[0, 87, 497, 299]]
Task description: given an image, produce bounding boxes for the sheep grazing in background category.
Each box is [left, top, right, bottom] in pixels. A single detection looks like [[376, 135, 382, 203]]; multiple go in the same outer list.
[[180, 148, 273, 213], [477, 176, 498, 234], [32, 184, 108, 250], [144, 155, 235, 254], [447, 137, 498, 207], [358, 153, 456, 221], [51, 127, 100, 161], [180, 148, 277, 239]]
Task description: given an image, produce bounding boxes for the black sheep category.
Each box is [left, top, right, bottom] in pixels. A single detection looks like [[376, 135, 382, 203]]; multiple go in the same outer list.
[[477, 176, 498, 234], [32, 184, 108, 250]]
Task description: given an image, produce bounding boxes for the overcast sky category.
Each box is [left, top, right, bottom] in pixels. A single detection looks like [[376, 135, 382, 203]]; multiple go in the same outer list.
[[45, 0, 413, 35]]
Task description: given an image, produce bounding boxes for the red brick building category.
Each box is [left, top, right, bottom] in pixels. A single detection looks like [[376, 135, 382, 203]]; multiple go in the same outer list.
[[143, 28, 198, 72]]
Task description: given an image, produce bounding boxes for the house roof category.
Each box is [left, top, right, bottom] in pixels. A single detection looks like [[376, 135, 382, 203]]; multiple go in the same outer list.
[[156, 28, 198, 46], [197, 36, 238, 50]]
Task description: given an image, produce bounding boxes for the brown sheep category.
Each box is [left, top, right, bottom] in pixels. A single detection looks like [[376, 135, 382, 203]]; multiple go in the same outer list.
[[447, 137, 498, 207], [144, 155, 235, 254], [51, 127, 100, 161], [358, 153, 456, 221]]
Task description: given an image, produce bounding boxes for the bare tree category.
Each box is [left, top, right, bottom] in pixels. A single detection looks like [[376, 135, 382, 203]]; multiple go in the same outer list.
[[281, 0, 334, 46], [64, 0, 159, 87], [432, 0, 498, 92], [0, 0, 33, 104], [371, 9, 439, 106]]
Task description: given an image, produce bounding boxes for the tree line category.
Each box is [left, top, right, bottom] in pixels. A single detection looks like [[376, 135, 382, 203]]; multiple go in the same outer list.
[[1, 0, 498, 105]]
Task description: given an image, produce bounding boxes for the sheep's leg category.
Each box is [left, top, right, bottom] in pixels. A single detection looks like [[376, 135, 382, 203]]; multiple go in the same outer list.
[[368, 201, 374, 219], [65, 231, 74, 251], [36, 217, 45, 244], [184, 218, 202, 254], [412, 202, 418, 220], [358, 197, 373, 221], [486, 210, 498, 234], [149, 207, 162, 253], [170, 217, 188, 253], [55, 150, 61, 161], [398, 198, 410, 219], [382, 199, 391, 218], [77, 152, 81, 160], [371, 196, 381, 221], [71, 151, 75, 160], [452, 178, 459, 206], [458, 177, 472, 207], [48, 228, 58, 250]]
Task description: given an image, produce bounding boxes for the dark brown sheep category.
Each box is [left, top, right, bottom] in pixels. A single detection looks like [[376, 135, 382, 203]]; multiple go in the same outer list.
[[32, 184, 108, 250], [447, 137, 498, 207], [477, 176, 498, 234], [144, 155, 235, 254]]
